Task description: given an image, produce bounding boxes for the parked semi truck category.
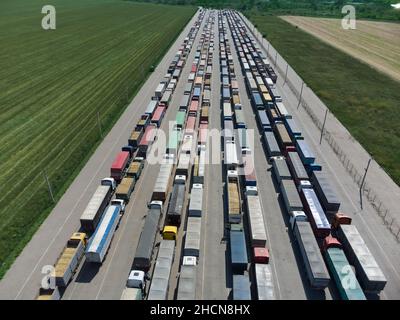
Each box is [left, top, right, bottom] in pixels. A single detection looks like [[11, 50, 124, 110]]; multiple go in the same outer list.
[[322, 236, 366, 300], [166, 176, 186, 226], [126, 157, 144, 180], [80, 178, 116, 233], [227, 170, 241, 224], [53, 232, 87, 287], [85, 204, 122, 264], [152, 155, 174, 202], [115, 177, 136, 202], [120, 270, 146, 300], [110, 151, 130, 183], [132, 201, 162, 272], [292, 220, 330, 289]]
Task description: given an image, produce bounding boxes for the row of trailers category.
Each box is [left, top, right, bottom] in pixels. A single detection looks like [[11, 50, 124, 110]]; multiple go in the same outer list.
[[36, 10, 206, 300], [218, 12, 275, 301], [120, 10, 215, 300], [226, 10, 386, 299]]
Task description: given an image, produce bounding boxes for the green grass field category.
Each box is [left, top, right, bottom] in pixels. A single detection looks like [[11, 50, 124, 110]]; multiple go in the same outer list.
[[248, 14, 400, 186], [0, 0, 195, 278]]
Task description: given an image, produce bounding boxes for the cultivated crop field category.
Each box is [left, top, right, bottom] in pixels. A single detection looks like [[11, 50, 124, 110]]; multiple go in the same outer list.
[[281, 16, 400, 82], [249, 14, 400, 187], [0, 0, 195, 278]]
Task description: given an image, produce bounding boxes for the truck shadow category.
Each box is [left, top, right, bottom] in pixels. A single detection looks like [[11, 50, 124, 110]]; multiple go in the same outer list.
[[74, 260, 100, 284]]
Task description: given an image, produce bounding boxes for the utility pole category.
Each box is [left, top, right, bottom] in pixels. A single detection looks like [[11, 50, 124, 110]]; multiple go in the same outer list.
[[297, 81, 304, 109], [360, 158, 372, 192], [97, 111, 103, 138], [43, 169, 55, 203], [320, 109, 328, 144]]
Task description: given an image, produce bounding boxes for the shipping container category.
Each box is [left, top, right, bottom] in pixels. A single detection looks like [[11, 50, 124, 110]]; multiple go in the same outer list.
[[272, 157, 291, 185], [145, 100, 158, 116], [223, 102, 232, 120], [128, 130, 143, 149], [275, 123, 293, 149], [200, 106, 209, 123], [257, 110, 271, 132], [230, 230, 248, 273], [133, 203, 162, 271], [138, 125, 156, 158], [275, 102, 291, 119], [300, 188, 331, 238], [177, 152, 191, 176], [287, 152, 309, 184], [311, 171, 341, 215], [337, 225, 386, 293], [177, 265, 197, 300], [155, 83, 166, 99], [80, 185, 113, 233], [189, 100, 199, 116], [246, 195, 267, 247], [180, 95, 190, 111], [280, 179, 303, 213], [167, 183, 186, 226], [227, 171, 241, 223], [184, 82, 193, 95], [232, 274, 251, 300], [181, 134, 194, 154], [147, 240, 175, 300], [151, 106, 166, 128], [294, 221, 330, 289], [262, 131, 281, 159], [110, 151, 130, 182], [188, 185, 203, 217], [324, 247, 366, 300], [152, 160, 174, 202], [235, 109, 246, 129], [251, 91, 263, 109], [255, 264, 276, 300], [225, 141, 239, 170], [184, 217, 201, 257]]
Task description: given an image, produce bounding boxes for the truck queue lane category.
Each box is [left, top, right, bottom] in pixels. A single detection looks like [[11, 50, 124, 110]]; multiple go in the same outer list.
[[225, 15, 333, 299], [61, 11, 209, 300], [237, 13, 400, 300], [199, 16, 230, 300]]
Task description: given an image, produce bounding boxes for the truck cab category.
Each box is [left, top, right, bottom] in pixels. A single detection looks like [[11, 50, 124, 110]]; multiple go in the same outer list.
[[122, 145, 134, 158], [101, 177, 116, 191], [245, 186, 258, 196], [182, 256, 197, 266], [331, 213, 352, 229], [162, 225, 178, 240], [148, 200, 163, 214], [289, 211, 308, 231], [297, 180, 312, 193], [127, 270, 146, 291], [111, 199, 126, 214], [174, 175, 187, 185]]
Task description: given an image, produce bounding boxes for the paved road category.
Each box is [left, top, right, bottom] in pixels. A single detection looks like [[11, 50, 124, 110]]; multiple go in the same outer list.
[[0, 9, 201, 300], [238, 12, 400, 299], [198, 15, 231, 300]]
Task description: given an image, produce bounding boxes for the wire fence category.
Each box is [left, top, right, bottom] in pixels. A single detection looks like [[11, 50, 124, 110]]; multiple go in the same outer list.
[[240, 14, 400, 242]]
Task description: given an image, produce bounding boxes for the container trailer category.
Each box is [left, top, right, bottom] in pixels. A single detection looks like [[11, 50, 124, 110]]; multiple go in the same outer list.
[[280, 179, 303, 214], [115, 177, 136, 202], [223, 102, 232, 120], [145, 100, 158, 116], [296, 140, 315, 165], [230, 230, 248, 273], [255, 264, 276, 300], [176, 152, 191, 176], [337, 225, 386, 293], [232, 274, 251, 300], [300, 188, 331, 238], [257, 110, 271, 132], [188, 184, 203, 217], [138, 125, 156, 158], [128, 130, 143, 149], [285, 118, 302, 139], [293, 221, 330, 289], [311, 171, 341, 215], [287, 151, 309, 184], [246, 194, 267, 248], [262, 131, 281, 159], [132, 201, 162, 272], [271, 156, 291, 185], [36, 288, 60, 300], [184, 217, 201, 257], [227, 170, 242, 224], [53, 232, 87, 286], [152, 159, 174, 202], [126, 157, 144, 180], [275, 123, 293, 149], [322, 238, 366, 300], [85, 205, 122, 263], [151, 106, 166, 128], [225, 141, 239, 170], [177, 266, 197, 300], [166, 177, 186, 226], [110, 151, 130, 182], [147, 240, 175, 300]]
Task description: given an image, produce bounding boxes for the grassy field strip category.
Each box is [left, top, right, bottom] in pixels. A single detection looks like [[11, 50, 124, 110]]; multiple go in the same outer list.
[[0, 0, 195, 278], [281, 16, 400, 82], [249, 14, 400, 186]]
